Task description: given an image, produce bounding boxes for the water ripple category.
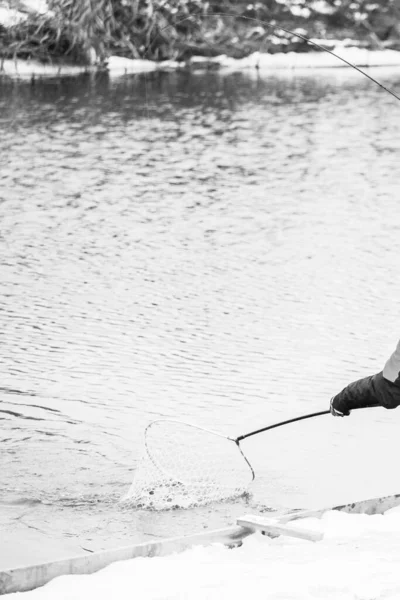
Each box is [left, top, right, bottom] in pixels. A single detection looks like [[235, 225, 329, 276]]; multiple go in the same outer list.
[[1, 69, 400, 552]]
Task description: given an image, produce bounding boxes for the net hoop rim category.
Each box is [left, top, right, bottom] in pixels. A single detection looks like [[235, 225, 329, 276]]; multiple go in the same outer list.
[[143, 419, 255, 487], [145, 418, 236, 442]]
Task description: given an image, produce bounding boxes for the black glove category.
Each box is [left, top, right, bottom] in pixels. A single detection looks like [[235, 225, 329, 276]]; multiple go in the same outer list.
[[330, 397, 350, 417], [330, 372, 400, 417]]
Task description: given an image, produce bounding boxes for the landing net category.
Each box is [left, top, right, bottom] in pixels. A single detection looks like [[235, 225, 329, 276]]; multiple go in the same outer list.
[[122, 420, 254, 510]]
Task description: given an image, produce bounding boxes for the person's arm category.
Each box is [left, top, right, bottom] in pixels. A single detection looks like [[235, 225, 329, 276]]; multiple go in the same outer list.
[[383, 339, 400, 385], [330, 339, 400, 417]]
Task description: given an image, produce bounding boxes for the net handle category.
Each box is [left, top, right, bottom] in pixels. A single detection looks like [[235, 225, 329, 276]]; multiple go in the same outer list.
[[235, 405, 379, 443]]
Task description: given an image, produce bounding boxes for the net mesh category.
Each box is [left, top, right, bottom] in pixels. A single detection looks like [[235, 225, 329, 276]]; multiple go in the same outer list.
[[122, 420, 254, 510]]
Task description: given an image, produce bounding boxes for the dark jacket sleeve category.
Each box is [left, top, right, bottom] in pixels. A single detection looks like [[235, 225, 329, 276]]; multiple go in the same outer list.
[[331, 371, 400, 415]]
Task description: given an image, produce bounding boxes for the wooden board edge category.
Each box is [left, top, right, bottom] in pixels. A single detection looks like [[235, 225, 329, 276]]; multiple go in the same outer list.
[[0, 525, 253, 596]]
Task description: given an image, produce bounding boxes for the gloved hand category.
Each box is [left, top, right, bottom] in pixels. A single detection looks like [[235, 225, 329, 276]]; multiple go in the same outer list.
[[330, 397, 350, 417], [330, 372, 397, 417]]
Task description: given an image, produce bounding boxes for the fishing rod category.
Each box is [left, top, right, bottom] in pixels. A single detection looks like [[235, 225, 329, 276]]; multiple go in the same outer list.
[[144, 12, 400, 103]]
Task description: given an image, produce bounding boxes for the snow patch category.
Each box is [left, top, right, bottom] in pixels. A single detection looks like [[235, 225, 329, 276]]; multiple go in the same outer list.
[[0, 6, 26, 27], [19, 0, 48, 14], [0, 1, 49, 28]]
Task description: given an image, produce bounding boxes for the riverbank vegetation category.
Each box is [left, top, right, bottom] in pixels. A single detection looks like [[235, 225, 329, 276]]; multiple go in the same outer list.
[[0, 0, 399, 65]]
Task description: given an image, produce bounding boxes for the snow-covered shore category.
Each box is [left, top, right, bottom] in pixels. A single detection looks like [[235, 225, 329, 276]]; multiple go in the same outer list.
[[1, 2, 400, 79], [1, 46, 400, 81], [6, 506, 400, 599]]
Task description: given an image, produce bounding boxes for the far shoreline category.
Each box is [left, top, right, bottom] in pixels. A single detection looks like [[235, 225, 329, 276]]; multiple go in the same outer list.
[[2, 46, 400, 81]]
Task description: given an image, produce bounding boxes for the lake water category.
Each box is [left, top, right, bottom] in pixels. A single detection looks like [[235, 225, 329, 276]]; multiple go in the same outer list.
[[1, 65, 400, 565]]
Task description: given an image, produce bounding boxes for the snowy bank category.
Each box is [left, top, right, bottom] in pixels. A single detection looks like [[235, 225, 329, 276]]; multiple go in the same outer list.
[[5, 506, 400, 600], [1, 47, 400, 80], [217, 47, 400, 71], [0, 0, 49, 26]]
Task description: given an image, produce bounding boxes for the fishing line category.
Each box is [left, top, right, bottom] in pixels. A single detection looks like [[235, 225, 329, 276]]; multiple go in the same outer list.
[[140, 11, 400, 103]]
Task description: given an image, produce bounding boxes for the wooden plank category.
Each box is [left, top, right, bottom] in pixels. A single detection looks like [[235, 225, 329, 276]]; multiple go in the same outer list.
[[237, 515, 323, 542], [0, 525, 253, 596]]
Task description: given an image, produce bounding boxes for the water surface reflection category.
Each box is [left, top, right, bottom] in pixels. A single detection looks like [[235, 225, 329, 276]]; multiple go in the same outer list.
[[1, 67, 400, 561]]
